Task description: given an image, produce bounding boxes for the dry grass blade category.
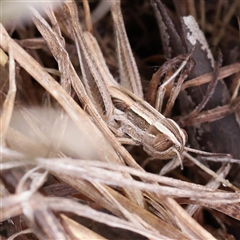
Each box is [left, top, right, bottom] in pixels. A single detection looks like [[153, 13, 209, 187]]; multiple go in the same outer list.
[[3, 154, 239, 201], [186, 164, 231, 216], [82, 31, 117, 89], [146, 55, 187, 107], [145, 52, 194, 118], [0, 48, 8, 66], [21, 193, 69, 240], [63, 0, 113, 121], [231, 71, 240, 102], [0, 46, 16, 146], [7, 229, 32, 240], [50, 174, 190, 239], [37, 5, 72, 154], [179, 103, 233, 125], [152, 0, 184, 56], [45, 197, 170, 240], [180, 60, 221, 125], [60, 215, 107, 240], [82, 0, 93, 32], [33, 157, 240, 203], [5, 128, 37, 156], [183, 152, 240, 193], [52, 166, 220, 239], [161, 197, 215, 239], [212, 0, 239, 46], [181, 62, 240, 90], [201, 202, 240, 221], [110, 0, 143, 98]]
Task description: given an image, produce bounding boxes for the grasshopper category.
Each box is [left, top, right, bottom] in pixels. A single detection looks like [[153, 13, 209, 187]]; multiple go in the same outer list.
[[66, 0, 215, 166]]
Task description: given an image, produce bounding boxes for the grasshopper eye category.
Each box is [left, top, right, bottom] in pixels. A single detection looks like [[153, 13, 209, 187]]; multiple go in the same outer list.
[[154, 133, 173, 152]]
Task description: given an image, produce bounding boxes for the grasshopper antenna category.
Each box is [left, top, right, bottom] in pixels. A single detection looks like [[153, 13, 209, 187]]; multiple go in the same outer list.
[[184, 146, 231, 157]]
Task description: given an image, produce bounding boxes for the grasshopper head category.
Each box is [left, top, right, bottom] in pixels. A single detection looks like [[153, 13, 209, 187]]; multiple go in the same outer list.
[[142, 118, 187, 160]]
